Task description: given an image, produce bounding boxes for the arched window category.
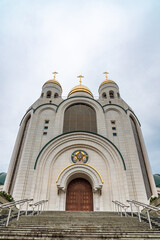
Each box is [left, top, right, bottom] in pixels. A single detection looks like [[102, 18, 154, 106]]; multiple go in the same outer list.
[[54, 93, 59, 98], [46, 91, 52, 98], [109, 91, 114, 99], [63, 103, 97, 133], [9, 115, 31, 194], [102, 92, 107, 99], [130, 116, 152, 198]]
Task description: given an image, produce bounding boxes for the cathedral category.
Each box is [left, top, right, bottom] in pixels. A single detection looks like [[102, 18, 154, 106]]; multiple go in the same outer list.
[[4, 73, 157, 211]]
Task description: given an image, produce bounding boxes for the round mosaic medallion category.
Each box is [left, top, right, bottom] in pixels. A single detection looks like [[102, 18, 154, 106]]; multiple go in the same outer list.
[[71, 150, 88, 163]]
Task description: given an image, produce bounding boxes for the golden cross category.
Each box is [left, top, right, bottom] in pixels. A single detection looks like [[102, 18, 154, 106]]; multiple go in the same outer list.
[[103, 72, 109, 80], [52, 72, 58, 80], [77, 75, 84, 85]]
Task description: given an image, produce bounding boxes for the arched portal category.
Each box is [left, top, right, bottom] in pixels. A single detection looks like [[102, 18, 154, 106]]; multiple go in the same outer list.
[[66, 178, 93, 211]]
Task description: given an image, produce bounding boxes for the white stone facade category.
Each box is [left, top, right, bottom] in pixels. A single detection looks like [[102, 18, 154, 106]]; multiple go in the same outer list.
[[4, 78, 157, 211]]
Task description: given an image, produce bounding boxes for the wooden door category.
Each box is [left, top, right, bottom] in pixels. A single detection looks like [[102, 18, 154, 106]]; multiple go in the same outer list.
[[66, 178, 93, 211]]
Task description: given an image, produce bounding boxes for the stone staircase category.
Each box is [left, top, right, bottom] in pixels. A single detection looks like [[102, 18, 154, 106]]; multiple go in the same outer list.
[[0, 211, 160, 239]]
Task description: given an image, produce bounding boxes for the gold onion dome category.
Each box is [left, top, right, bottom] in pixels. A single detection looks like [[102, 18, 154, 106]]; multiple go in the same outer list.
[[68, 75, 93, 97], [68, 84, 93, 97], [99, 72, 117, 89], [44, 80, 62, 88], [99, 80, 117, 88], [43, 72, 62, 88]]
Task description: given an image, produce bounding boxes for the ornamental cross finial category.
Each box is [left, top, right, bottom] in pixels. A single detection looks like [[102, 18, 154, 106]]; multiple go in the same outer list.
[[77, 75, 84, 85], [103, 72, 109, 80], [52, 72, 58, 80]]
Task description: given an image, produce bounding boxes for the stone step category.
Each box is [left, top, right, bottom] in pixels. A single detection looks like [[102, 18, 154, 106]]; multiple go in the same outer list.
[[1, 222, 152, 228], [9, 224, 150, 229], [0, 211, 160, 239], [10, 223, 151, 229], [0, 225, 154, 231], [0, 232, 160, 239]]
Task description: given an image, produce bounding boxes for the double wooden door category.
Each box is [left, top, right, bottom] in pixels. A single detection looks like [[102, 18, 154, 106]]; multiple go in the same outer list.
[[66, 178, 93, 211]]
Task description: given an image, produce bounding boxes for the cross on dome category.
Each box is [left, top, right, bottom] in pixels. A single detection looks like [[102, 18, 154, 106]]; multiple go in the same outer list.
[[52, 72, 58, 80], [99, 72, 117, 89], [103, 72, 109, 80], [68, 75, 93, 97], [77, 75, 84, 85]]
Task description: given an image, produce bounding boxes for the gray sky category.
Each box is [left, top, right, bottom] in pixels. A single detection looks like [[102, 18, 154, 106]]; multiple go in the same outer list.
[[0, 0, 160, 174]]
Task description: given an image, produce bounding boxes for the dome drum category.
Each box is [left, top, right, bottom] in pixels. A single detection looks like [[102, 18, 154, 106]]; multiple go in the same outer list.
[[98, 79, 120, 100], [42, 80, 62, 99]]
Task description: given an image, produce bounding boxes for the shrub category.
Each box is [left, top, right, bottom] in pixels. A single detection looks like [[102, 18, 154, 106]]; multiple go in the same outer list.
[[0, 191, 14, 202], [150, 196, 158, 203]]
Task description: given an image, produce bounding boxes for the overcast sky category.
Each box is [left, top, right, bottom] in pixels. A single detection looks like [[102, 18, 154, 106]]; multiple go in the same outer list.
[[0, 0, 160, 174]]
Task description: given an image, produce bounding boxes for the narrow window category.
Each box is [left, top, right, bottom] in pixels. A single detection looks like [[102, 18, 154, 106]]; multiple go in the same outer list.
[[113, 133, 117, 136], [117, 93, 120, 98], [109, 91, 114, 99], [43, 132, 47, 135], [54, 93, 59, 98], [45, 120, 49, 124], [102, 92, 107, 99], [46, 91, 52, 98], [111, 120, 115, 124], [44, 126, 48, 129], [41, 93, 44, 98], [112, 127, 116, 130]]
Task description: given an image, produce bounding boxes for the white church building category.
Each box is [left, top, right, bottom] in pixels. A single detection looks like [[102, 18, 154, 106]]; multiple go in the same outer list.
[[4, 73, 157, 211]]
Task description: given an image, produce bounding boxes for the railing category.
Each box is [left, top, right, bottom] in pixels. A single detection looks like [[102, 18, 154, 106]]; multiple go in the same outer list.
[[112, 200, 129, 217], [0, 199, 48, 227], [29, 200, 48, 215], [127, 200, 160, 229], [0, 199, 33, 227]]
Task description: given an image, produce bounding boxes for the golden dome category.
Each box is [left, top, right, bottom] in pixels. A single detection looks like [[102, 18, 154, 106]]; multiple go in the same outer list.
[[68, 84, 93, 97], [99, 80, 117, 88], [43, 80, 62, 88]]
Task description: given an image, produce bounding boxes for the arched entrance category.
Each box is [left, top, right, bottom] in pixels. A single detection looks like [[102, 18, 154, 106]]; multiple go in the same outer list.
[[66, 178, 93, 211]]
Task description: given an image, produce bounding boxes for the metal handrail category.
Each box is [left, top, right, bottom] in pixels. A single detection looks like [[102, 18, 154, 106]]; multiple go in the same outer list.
[[0, 199, 33, 227], [127, 200, 160, 229], [29, 200, 48, 215], [112, 200, 129, 217]]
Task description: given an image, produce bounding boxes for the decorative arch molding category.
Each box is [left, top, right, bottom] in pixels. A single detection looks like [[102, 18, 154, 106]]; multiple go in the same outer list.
[[53, 97, 107, 138], [19, 103, 57, 126], [33, 103, 57, 113], [105, 107, 123, 115], [36, 106, 56, 115], [34, 131, 126, 170], [56, 163, 103, 192], [129, 114, 152, 198], [56, 96, 104, 113], [103, 103, 127, 114], [103, 104, 141, 126], [20, 109, 33, 126], [127, 109, 141, 126], [8, 113, 31, 193]]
